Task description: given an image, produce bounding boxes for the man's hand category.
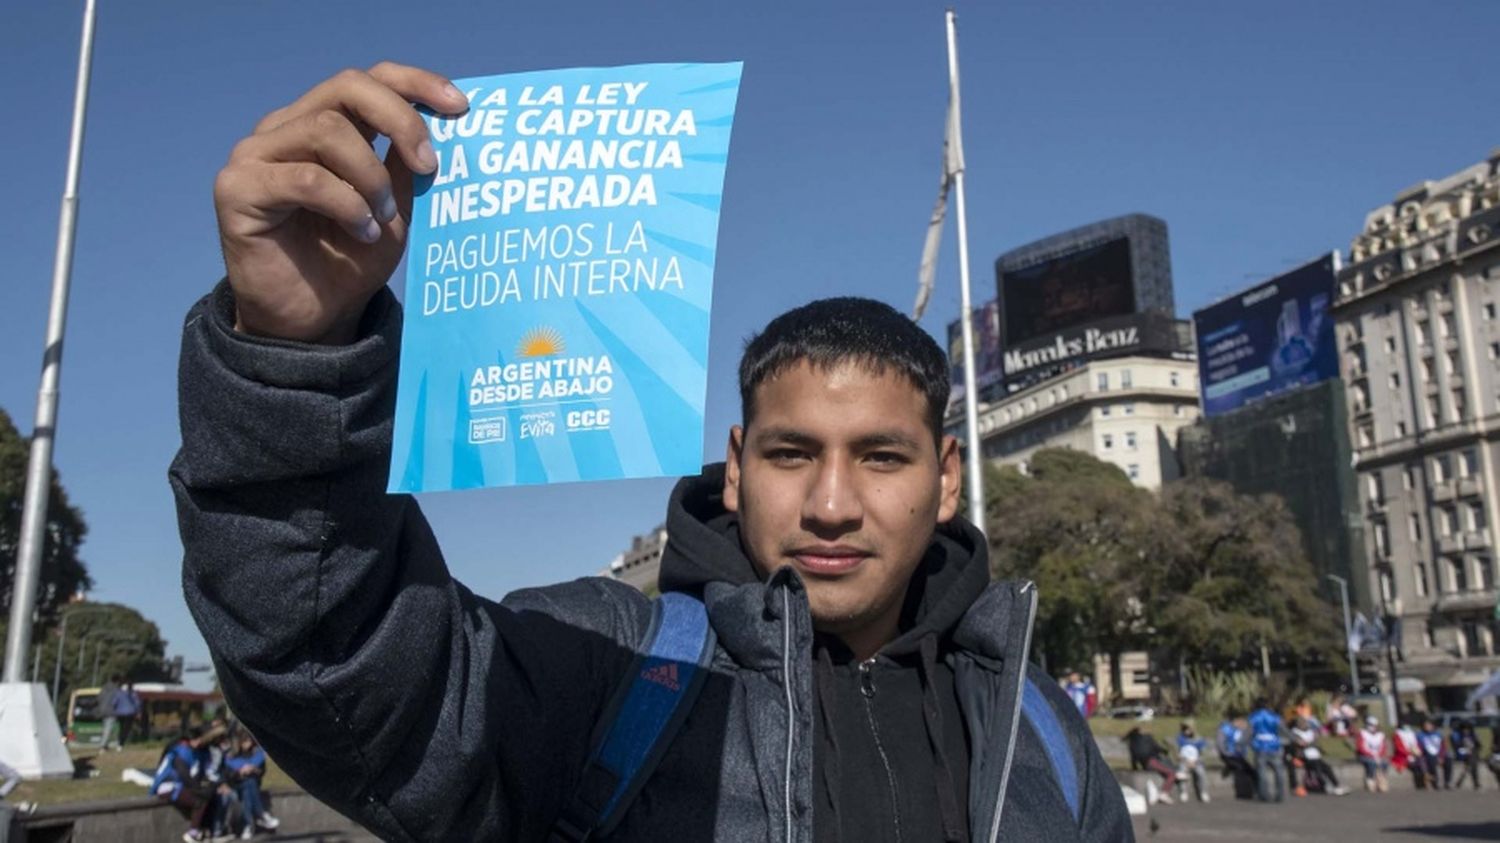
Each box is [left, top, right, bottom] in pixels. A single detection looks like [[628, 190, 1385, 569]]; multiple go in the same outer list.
[[214, 62, 469, 344]]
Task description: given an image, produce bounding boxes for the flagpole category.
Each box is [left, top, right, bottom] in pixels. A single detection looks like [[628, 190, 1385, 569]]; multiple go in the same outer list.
[[4, 0, 99, 683], [945, 9, 986, 536]]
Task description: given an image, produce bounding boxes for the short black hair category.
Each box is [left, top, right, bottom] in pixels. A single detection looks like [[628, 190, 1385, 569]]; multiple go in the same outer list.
[[739, 297, 950, 446]]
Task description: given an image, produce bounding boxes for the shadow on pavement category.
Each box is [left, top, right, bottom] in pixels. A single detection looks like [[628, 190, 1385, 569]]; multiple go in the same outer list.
[[1384, 821, 1500, 840]]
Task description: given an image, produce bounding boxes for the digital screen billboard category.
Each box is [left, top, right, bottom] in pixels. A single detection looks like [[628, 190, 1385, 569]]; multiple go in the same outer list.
[[947, 299, 1002, 402], [1001, 237, 1135, 347], [1194, 254, 1338, 417]]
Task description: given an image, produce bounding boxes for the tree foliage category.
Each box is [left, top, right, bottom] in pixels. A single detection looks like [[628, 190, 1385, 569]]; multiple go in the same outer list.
[[982, 448, 1340, 686], [0, 408, 92, 623], [33, 602, 172, 703]]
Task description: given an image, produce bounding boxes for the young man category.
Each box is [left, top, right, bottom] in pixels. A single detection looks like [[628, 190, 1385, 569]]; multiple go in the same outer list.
[[1352, 716, 1390, 793], [173, 63, 1130, 842], [1248, 698, 1286, 803]]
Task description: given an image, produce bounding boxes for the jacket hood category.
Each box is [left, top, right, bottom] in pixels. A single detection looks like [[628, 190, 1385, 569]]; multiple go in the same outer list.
[[657, 464, 991, 657]]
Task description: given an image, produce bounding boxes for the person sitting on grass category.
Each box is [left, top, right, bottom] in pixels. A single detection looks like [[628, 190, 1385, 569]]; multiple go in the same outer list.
[[225, 732, 279, 839], [1288, 716, 1347, 796], [1175, 722, 1210, 803], [152, 724, 223, 843], [1127, 726, 1180, 805]]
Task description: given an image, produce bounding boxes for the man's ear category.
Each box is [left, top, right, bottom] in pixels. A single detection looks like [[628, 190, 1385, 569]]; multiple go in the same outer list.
[[936, 434, 962, 523], [724, 425, 745, 513]]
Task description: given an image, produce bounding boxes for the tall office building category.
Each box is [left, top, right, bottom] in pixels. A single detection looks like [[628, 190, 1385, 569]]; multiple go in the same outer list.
[[1333, 149, 1500, 709]]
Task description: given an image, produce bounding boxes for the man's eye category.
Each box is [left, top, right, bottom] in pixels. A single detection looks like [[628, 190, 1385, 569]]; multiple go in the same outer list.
[[866, 452, 909, 467], [766, 449, 808, 464]]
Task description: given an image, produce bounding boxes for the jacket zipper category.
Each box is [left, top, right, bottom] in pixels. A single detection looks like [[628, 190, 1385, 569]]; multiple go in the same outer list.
[[859, 658, 903, 843], [988, 583, 1038, 843], [782, 588, 795, 842]]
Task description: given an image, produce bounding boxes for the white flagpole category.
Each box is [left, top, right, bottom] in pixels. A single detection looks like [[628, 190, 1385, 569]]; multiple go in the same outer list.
[[945, 9, 986, 536], [4, 0, 99, 683]]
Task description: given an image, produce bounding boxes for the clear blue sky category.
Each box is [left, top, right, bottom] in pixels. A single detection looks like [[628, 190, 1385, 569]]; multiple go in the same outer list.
[[3, 0, 1497, 686]]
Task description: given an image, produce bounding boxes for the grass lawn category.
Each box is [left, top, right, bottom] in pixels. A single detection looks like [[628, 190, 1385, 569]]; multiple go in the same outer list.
[[13, 743, 297, 808]]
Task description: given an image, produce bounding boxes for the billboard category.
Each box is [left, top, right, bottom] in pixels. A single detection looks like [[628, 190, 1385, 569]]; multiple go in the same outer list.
[[1001, 311, 1182, 382], [1194, 254, 1338, 418], [1000, 237, 1135, 347], [947, 300, 1002, 403]]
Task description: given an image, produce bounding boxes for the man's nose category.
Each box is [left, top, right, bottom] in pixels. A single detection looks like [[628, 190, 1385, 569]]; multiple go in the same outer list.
[[801, 457, 862, 531]]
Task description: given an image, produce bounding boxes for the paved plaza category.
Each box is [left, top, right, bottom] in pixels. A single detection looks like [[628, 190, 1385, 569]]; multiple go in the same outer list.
[[1132, 787, 1499, 841]]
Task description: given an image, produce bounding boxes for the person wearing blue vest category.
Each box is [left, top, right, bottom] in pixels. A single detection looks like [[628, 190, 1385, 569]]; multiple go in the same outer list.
[[1248, 699, 1286, 803], [172, 63, 1133, 842]]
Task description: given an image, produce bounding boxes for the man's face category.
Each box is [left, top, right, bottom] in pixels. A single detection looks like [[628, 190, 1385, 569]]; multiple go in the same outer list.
[[724, 360, 960, 648]]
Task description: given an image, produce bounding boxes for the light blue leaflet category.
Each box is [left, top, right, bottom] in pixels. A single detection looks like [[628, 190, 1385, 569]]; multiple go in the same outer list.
[[389, 62, 742, 492]]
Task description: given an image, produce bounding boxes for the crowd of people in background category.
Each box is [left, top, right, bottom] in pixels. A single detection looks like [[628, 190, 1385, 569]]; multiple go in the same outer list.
[[1064, 672, 1500, 807], [149, 718, 280, 842]]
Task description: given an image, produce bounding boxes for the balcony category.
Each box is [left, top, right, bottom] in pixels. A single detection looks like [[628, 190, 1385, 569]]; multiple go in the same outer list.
[[1434, 587, 1500, 613], [1432, 482, 1457, 503], [1463, 529, 1491, 549], [1365, 498, 1387, 515], [1458, 476, 1483, 497], [1438, 534, 1463, 555]]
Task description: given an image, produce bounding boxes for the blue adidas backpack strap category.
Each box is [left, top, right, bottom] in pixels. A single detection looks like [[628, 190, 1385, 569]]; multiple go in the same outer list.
[[549, 591, 716, 842], [1020, 675, 1082, 822]]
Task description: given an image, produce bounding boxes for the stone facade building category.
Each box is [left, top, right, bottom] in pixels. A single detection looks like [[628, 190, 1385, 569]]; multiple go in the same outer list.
[[1334, 149, 1500, 709]]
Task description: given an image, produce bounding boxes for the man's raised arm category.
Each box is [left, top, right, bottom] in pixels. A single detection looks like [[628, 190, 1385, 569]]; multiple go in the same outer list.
[[171, 64, 650, 841]]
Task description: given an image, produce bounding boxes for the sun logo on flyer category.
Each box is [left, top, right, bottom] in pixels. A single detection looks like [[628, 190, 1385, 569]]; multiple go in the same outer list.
[[518, 326, 565, 358]]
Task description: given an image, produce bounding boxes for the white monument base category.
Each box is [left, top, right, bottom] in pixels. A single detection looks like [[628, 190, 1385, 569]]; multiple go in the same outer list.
[[0, 683, 74, 779]]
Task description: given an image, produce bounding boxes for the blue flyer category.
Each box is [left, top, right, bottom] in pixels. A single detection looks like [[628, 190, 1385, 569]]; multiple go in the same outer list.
[[389, 62, 742, 492]]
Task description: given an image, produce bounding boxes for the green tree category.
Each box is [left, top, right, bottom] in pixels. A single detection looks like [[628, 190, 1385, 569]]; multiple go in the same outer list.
[[1151, 478, 1340, 665], [40, 602, 172, 705], [0, 408, 93, 622], [985, 448, 1162, 691]]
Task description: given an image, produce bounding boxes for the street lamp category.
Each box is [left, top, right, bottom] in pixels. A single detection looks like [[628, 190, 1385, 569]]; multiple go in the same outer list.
[[50, 607, 115, 705], [1327, 574, 1360, 697]]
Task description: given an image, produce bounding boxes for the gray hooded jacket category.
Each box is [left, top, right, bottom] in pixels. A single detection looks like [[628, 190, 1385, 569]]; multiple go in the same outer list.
[[172, 283, 1131, 841]]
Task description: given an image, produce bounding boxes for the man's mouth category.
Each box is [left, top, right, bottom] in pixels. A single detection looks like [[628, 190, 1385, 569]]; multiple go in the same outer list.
[[789, 545, 870, 575]]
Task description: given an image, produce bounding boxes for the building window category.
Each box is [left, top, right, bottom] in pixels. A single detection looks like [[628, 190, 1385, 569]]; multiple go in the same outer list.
[[1461, 448, 1479, 478], [1449, 557, 1468, 593], [1102, 434, 1113, 450], [1491, 342, 1500, 361], [1389, 372, 1401, 389], [1423, 624, 1436, 649], [1375, 521, 1391, 556], [1127, 464, 1140, 480], [1386, 336, 1397, 353], [1097, 372, 1109, 391], [1415, 320, 1430, 345], [1415, 562, 1430, 597], [1421, 358, 1435, 382], [1121, 369, 1133, 388], [1125, 431, 1137, 450], [1440, 506, 1459, 536], [1480, 556, 1496, 591], [1441, 312, 1456, 338], [1100, 404, 1111, 417], [1452, 389, 1466, 421], [1368, 472, 1384, 503], [1170, 371, 1180, 388], [1468, 502, 1486, 533], [1403, 466, 1415, 490], [1173, 404, 1183, 416], [1445, 351, 1459, 376], [1425, 395, 1440, 426], [1487, 303, 1498, 320], [1409, 513, 1422, 541], [1433, 454, 1452, 483], [1395, 420, 1408, 437], [1380, 569, 1397, 602], [1463, 619, 1484, 657], [1123, 403, 1135, 416]]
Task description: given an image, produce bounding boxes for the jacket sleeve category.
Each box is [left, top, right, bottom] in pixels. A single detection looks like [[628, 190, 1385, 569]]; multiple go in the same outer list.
[[171, 282, 651, 841]]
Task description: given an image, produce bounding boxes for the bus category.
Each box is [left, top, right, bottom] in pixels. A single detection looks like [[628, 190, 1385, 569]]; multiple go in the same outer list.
[[64, 684, 226, 747]]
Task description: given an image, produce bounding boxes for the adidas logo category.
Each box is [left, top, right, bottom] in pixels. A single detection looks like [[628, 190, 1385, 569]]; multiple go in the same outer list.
[[641, 662, 681, 692]]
